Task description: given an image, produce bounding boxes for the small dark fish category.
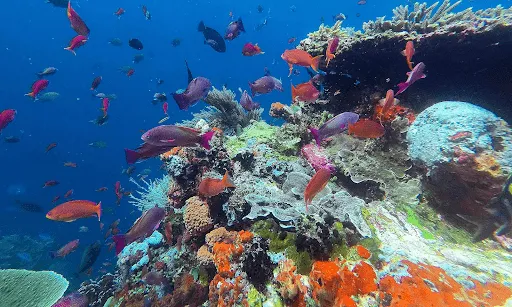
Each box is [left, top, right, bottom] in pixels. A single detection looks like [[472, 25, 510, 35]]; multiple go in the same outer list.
[[288, 37, 296, 44], [142, 5, 151, 20], [157, 79, 164, 86], [77, 241, 101, 274], [90, 115, 109, 126], [91, 76, 102, 91], [152, 93, 167, 105], [4, 136, 20, 143], [129, 38, 144, 50], [333, 13, 346, 21], [112, 206, 165, 254], [46, 142, 57, 153], [171, 38, 181, 47], [43, 180, 59, 188], [172, 77, 211, 110], [257, 5, 263, 13], [15, 200, 43, 213], [133, 53, 144, 63], [108, 38, 123, 46], [358, 0, 367, 5], [46, 0, 69, 8], [225, 18, 245, 40], [255, 18, 268, 31], [198, 21, 226, 53]]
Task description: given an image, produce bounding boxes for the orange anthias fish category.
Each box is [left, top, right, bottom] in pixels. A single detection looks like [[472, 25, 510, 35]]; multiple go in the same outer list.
[[115, 181, 122, 204], [46, 142, 57, 153], [348, 119, 385, 139], [374, 89, 400, 122], [46, 200, 101, 222], [67, 1, 90, 36], [64, 162, 77, 168], [126, 69, 135, 77], [281, 49, 322, 76], [291, 81, 320, 103], [64, 189, 74, 198], [50, 239, 80, 258], [304, 168, 331, 211], [242, 43, 264, 56], [43, 180, 59, 188], [52, 195, 60, 203], [401, 41, 415, 70], [101, 98, 109, 117], [96, 187, 108, 192], [198, 171, 236, 197]]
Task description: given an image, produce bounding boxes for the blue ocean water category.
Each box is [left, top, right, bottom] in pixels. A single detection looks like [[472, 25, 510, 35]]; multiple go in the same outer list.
[[0, 0, 507, 285]]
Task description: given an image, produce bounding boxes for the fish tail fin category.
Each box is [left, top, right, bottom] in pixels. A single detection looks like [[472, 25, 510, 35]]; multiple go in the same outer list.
[[407, 60, 414, 71], [96, 201, 102, 221], [326, 53, 334, 67], [291, 83, 297, 102], [237, 17, 246, 32], [172, 92, 189, 110], [309, 127, 321, 146], [200, 130, 215, 150], [112, 234, 126, 255], [64, 47, 76, 56], [310, 55, 322, 73], [248, 82, 255, 97], [198, 21, 205, 32], [222, 171, 236, 188], [396, 82, 409, 95], [401, 50, 406, 56], [25, 92, 35, 98], [124, 148, 140, 164]]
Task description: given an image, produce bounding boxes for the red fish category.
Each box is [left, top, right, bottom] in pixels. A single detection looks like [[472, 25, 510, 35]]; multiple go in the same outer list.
[[50, 239, 80, 258], [115, 181, 122, 204], [46, 142, 57, 153], [91, 76, 102, 91], [0, 109, 16, 133], [46, 200, 101, 222], [374, 89, 400, 122], [114, 8, 125, 17], [449, 131, 472, 141], [126, 69, 135, 77], [348, 119, 385, 138], [242, 43, 264, 56], [52, 196, 61, 203], [326, 36, 339, 67], [198, 171, 236, 197], [162, 101, 169, 115], [101, 98, 109, 117], [291, 81, 320, 103], [64, 189, 74, 198], [67, 1, 90, 36], [281, 49, 322, 76], [64, 162, 77, 168], [43, 180, 59, 188], [304, 168, 331, 211], [96, 187, 108, 192], [401, 41, 415, 71], [64, 35, 88, 55], [288, 37, 296, 44], [25, 80, 49, 99]]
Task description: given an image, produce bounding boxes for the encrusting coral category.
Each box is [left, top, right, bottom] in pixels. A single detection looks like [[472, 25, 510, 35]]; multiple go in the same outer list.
[[183, 196, 213, 236]]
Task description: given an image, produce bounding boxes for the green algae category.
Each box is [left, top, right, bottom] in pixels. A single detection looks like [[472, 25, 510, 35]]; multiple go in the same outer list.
[[247, 286, 265, 307], [285, 246, 313, 275], [226, 121, 299, 162], [405, 206, 435, 240]]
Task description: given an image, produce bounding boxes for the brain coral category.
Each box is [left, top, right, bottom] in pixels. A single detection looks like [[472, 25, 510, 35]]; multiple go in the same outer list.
[[184, 196, 213, 235], [0, 269, 69, 307]]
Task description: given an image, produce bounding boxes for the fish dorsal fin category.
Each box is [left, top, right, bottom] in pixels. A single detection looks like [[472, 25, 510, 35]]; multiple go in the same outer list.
[[177, 126, 200, 134]]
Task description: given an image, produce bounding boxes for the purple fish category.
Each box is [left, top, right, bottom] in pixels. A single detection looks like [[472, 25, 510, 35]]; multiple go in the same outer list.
[[239, 89, 260, 111], [124, 142, 174, 164], [51, 292, 88, 307], [172, 77, 211, 110], [225, 17, 245, 40], [141, 125, 215, 149], [113, 206, 165, 254], [396, 62, 426, 95], [309, 112, 359, 146], [248, 75, 283, 96]]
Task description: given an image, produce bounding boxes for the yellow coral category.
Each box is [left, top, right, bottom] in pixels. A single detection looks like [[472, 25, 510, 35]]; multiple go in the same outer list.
[[196, 245, 214, 267], [474, 153, 502, 178], [184, 196, 213, 235]]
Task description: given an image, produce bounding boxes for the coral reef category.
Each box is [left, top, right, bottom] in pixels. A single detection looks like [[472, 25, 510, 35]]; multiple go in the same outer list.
[[182, 86, 262, 135], [78, 273, 117, 307], [129, 175, 171, 211], [183, 196, 213, 236], [0, 269, 69, 307], [407, 101, 512, 221]]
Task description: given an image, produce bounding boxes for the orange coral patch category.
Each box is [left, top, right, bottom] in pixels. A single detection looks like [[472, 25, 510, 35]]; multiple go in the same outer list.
[[238, 230, 254, 243], [356, 245, 371, 259]]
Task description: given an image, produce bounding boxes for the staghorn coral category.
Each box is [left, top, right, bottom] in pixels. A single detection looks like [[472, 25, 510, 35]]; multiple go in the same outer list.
[[128, 175, 171, 211], [183, 86, 262, 136], [298, 20, 356, 55], [183, 196, 213, 236]]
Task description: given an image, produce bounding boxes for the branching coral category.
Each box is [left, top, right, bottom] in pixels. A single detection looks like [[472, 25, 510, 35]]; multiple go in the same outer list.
[[299, 20, 356, 54], [128, 175, 171, 211], [183, 86, 262, 136]]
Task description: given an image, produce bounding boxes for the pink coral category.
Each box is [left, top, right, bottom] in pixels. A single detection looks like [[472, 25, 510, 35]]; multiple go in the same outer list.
[[301, 144, 336, 172]]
